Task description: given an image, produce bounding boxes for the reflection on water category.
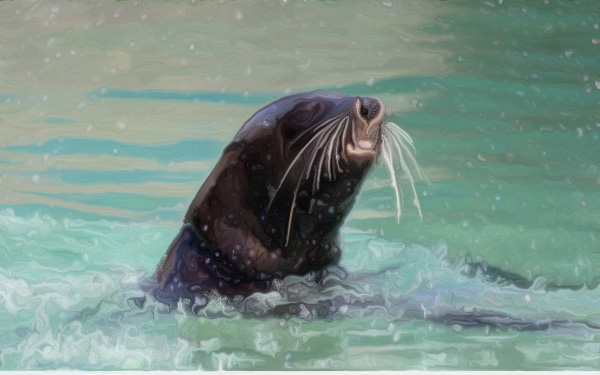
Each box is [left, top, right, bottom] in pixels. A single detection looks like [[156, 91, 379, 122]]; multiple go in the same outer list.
[[1, 0, 600, 371]]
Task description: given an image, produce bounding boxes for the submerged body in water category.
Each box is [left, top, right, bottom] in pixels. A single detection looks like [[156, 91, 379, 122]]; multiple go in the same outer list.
[[152, 91, 425, 309], [145, 92, 594, 337]]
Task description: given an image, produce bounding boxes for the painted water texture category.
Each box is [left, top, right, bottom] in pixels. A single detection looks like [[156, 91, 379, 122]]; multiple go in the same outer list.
[[1, 0, 600, 371]]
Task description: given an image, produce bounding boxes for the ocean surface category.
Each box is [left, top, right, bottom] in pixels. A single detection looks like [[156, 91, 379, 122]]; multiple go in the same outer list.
[[1, 0, 600, 371]]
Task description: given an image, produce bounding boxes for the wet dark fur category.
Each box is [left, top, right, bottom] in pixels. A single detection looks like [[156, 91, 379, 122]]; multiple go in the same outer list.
[[154, 91, 384, 307]]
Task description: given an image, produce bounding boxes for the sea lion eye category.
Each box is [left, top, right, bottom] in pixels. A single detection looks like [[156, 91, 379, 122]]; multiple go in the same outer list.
[[282, 101, 326, 140], [291, 110, 312, 124], [288, 101, 325, 128]]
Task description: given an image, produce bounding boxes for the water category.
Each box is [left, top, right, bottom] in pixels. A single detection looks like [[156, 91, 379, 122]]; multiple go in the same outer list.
[[1, 0, 600, 371]]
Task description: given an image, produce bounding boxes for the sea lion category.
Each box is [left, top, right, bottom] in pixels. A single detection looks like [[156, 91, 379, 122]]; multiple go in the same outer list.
[[153, 90, 387, 307]]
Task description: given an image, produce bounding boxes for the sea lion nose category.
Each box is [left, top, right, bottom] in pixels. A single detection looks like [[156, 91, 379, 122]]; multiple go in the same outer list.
[[348, 96, 385, 158], [357, 96, 383, 125]]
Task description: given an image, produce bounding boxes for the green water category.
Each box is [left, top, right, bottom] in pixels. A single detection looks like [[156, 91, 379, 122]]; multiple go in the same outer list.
[[1, 0, 600, 370]]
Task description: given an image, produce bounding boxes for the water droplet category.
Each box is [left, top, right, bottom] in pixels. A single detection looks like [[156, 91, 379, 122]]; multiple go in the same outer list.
[[564, 49, 575, 59], [530, 238, 537, 250], [452, 324, 463, 333]]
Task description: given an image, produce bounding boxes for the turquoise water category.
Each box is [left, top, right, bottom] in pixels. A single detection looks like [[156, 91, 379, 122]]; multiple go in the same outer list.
[[1, 0, 600, 370]]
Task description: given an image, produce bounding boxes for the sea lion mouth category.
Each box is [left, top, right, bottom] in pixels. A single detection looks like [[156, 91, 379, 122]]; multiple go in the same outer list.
[[347, 96, 385, 160]]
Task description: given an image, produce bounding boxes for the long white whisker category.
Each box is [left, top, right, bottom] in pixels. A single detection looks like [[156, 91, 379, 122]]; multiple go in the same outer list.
[[388, 124, 429, 185], [397, 142, 422, 220], [305, 125, 337, 181], [381, 135, 403, 222], [277, 116, 346, 245], [382, 123, 428, 221], [334, 117, 348, 173], [267, 124, 334, 211], [290, 114, 344, 147], [284, 187, 298, 247], [314, 144, 326, 192], [386, 124, 428, 184], [326, 118, 347, 181], [314, 137, 328, 192], [314, 116, 347, 191], [385, 121, 417, 153], [321, 128, 336, 183], [308, 124, 339, 193], [339, 117, 350, 164]]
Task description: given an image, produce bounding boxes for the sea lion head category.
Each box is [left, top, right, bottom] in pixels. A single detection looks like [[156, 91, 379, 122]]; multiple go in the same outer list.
[[157, 91, 387, 299], [235, 91, 384, 165]]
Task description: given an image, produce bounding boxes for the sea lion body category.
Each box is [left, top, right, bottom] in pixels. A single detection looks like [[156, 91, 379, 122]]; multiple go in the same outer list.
[[155, 91, 384, 305]]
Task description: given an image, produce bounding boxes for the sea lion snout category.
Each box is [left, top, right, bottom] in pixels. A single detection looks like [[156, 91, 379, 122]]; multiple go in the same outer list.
[[348, 96, 384, 160]]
